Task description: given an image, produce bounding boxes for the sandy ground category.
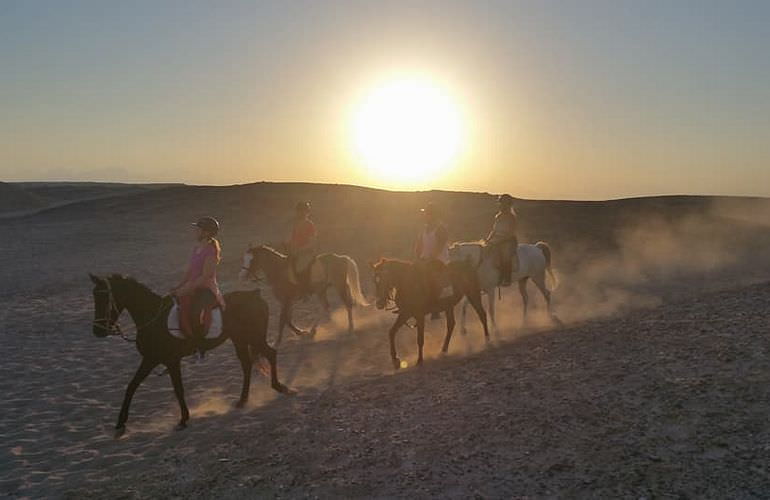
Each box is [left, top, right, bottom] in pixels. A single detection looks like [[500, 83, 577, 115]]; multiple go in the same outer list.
[[2, 183, 770, 498]]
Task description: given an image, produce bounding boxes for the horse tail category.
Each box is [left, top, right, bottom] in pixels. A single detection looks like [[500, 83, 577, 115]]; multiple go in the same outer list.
[[343, 256, 370, 306], [535, 241, 559, 290]]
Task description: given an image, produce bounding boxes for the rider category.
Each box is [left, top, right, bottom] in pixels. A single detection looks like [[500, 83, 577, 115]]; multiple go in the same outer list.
[[485, 194, 519, 287], [286, 201, 317, 292], [414, 202, 450, 312], [171, 216, 225, 358]]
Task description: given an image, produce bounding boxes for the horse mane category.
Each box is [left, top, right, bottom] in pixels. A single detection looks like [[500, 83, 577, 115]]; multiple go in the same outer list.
[[449, 239, 486, 250], [373, 257, 412, 269], [106, 274, 158, 297], [251, 244, 287, 259]]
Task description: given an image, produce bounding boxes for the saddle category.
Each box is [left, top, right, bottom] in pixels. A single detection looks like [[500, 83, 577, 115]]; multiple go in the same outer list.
[[167, 303, 223, 340], [417, 260, 454, 302], [288, 255, 325, 294]]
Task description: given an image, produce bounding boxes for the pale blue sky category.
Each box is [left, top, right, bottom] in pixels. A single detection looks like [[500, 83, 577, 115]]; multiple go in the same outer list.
[[1, 0, 769, 199]]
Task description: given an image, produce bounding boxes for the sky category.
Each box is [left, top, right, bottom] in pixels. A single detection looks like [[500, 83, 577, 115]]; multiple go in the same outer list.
[[1, 0, 769, 200]]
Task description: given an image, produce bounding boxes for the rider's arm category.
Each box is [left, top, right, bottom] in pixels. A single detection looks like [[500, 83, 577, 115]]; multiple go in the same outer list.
[[485, 214, 501, 243], [178, 255, 216, 295]]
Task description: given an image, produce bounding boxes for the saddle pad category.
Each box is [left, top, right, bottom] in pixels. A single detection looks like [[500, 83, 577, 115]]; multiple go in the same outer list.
[[167, 304, 222, 340]]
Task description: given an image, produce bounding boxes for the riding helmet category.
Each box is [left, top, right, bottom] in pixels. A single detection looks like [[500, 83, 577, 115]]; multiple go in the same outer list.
[[498, 194, 514, 206], [193, 216, 220, 235], [420, 202, 436, 215], [296, 200, 311, 212]]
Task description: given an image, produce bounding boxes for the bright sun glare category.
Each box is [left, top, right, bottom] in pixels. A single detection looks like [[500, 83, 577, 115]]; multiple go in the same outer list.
[[351, 77, 464, 185]]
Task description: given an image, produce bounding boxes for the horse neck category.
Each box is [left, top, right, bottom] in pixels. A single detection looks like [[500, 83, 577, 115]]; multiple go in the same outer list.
[[386, 261, 411, 293], [112, 279, 163, 328], [257, 249, 288, 284]]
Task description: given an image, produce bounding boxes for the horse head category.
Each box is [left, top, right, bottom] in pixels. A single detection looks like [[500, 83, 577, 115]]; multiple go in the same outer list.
[[370, 258, 400, 310], [89, 273, 125, 338], [240, 244, 287, 282]]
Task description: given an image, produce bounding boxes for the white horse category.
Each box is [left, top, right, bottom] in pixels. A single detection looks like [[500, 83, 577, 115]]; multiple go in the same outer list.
[[449, 241, 561, 333]]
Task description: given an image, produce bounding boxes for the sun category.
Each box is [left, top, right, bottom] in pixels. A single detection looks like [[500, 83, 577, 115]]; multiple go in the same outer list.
[[350, 77, 465, 185]]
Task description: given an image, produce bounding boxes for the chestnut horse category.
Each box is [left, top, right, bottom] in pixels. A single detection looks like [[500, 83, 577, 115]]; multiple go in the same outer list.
[[371, 259, 489, 369]]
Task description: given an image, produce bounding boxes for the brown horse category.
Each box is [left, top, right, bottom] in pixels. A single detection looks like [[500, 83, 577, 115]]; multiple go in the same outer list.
[[370, 259, 489, 369], [239, 245, 369, 345]]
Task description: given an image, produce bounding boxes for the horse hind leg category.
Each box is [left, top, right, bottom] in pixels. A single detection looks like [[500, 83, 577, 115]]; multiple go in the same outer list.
[[532, 274, 562, 326], [334, 281, 355, 334], [261, 343, 293, 394], [234, 342, 252, 408], [518, 277, 529, 327], [115, 357, 157, 437], [167, 360, 190, 430]]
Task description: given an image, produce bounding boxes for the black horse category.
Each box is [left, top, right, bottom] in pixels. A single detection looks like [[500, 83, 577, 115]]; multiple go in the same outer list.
[[89, 274, 292, 437], [370, 259, 489, 369]]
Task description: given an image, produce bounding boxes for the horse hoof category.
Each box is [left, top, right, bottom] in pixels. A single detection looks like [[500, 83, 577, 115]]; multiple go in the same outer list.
[[175, 422, 188, 431], [114, 426, 126, 439], [551, 315, 564, 327], [392, 358, 401, 370], [234, 399, 247, 409]]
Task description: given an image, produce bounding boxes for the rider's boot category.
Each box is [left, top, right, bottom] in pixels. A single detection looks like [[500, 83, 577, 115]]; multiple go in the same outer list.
[[500, 257, 512, 287]]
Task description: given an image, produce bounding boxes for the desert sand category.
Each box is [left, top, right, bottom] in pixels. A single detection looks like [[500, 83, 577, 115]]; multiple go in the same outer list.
[[2, 182, 770, 498]]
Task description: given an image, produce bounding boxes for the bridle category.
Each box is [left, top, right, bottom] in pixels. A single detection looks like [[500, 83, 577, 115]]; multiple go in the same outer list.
[[241, 250, 263, 283], [92, 278, 167, 343], [375, 270, 399, 312], [92, 278, 131, 341]]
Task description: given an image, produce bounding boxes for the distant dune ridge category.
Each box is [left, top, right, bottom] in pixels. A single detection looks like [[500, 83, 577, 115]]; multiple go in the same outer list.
[[0, 181, 47, 213], [1, 181, 770, 498]]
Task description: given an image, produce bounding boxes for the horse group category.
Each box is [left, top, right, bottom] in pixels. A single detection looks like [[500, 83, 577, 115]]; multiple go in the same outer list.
[[90, 239, 559, 436]]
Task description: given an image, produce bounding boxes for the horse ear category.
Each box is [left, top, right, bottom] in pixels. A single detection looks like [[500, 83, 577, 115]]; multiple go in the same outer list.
[[89, 273, 102, 285]]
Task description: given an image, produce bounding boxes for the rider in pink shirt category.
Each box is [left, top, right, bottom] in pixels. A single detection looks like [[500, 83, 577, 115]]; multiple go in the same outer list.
[[171, 216, 224, 356]]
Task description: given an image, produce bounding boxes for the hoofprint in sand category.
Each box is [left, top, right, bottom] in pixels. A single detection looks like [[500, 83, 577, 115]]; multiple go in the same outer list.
[[2, 183, 770, 497]]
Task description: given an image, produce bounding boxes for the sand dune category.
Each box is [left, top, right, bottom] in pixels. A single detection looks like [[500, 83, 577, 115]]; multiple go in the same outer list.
[[0, 182, 47, 214], [2, 182, 770, 498]]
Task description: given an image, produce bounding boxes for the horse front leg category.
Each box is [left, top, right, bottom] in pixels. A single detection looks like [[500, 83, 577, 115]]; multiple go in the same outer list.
[[167, 360, 190, 430], [389, 313, 408, 370], [336, 284, 355, 334], [441, 307, 456, 354], [115, 357, 157, 437], [460, 298, 469, 336], [284, 301, 312, 337], [487, 289, 497, 333], [416, 315, 426, 366], [467, 291, 489, 342], [277, 305, 288, 346]]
